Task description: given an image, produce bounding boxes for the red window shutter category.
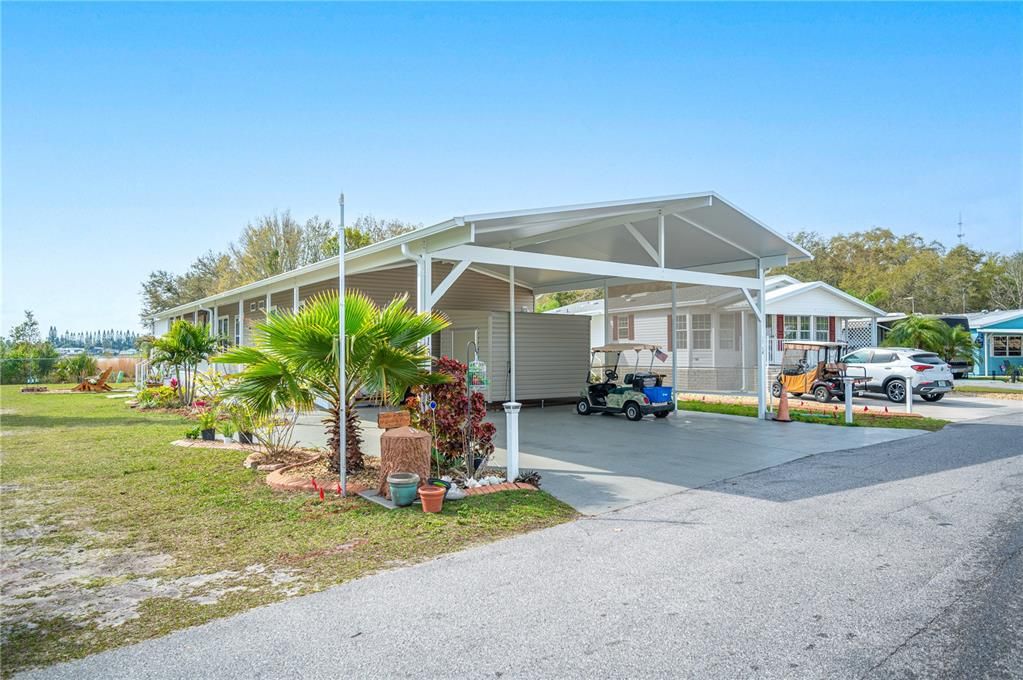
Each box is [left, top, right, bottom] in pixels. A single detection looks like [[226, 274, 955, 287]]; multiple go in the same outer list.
[[776, 314, 785, 351], [628, 314, 635, 340], [612, 315, 619, 341], [666, 315, 673, 351], [829, 317, 836, 342]]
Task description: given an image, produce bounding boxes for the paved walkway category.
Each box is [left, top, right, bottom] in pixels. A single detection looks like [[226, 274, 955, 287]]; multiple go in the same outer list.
[[22, 414, 1023, 679]]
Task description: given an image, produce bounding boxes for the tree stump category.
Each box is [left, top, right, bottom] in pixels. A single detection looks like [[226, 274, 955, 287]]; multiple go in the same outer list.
[[377, 426, 432, 499]]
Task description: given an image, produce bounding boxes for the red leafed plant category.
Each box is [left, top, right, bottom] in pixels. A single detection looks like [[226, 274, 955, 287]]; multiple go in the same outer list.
[[406, 356, 495, 472]]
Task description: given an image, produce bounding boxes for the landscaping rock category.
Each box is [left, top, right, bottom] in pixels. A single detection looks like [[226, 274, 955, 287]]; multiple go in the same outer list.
[[257, 463, 286, 472], [243, 453, 265, 469]]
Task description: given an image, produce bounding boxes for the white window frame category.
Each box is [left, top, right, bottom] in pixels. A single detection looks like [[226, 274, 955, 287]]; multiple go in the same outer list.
[[814, 316, 830, 342], [674, 314, 687, 350], [992, 335, 1022, 357], [218, 317, 230, 340], [234, 318, 241, 346], [692, 313, 711, 350]]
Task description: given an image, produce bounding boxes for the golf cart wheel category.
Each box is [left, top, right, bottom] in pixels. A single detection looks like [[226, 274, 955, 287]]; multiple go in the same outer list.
[[771, 382, 782, 398], [921, 393, 944, 402], [654, 411, 669, 419], [813, 386, 832, 403], [886, 379, 908, 403], [576, 399, 592, 415], [624, 402, 643, 421]]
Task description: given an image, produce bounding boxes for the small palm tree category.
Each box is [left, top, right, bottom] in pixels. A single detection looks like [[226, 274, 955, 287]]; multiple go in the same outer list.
[[217, 291, 449, 472], [151, 320, 222, 405], [939, 325, 974, 364], [883, 315, 946, 353]]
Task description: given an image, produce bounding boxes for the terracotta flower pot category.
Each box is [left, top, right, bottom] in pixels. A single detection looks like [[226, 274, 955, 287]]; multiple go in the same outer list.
[[418, 485, 445, 513]]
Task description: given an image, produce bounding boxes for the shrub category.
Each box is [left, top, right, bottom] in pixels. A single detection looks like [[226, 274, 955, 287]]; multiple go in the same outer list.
[[134, 386, 178, 409], [184, 426, 201, 440], [54, 354, 99, 383], [406, 356, 495, 475], [194, 406, 218, 431]]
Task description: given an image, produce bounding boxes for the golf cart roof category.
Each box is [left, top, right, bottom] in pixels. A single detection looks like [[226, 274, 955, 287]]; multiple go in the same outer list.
[[781, 341, 847, 349], [591, 343, 663, 353]]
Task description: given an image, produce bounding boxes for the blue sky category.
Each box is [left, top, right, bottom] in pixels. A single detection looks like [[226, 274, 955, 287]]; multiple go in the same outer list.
[[3, 2, 1021, 334]]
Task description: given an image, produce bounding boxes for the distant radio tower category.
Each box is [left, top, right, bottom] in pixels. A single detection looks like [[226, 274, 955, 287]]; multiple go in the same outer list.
[[956, 212, 965, 244]]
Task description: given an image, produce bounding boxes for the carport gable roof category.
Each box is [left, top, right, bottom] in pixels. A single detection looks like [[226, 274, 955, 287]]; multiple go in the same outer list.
[[438, 192, 809, 293], [154, 192, 809, 318]]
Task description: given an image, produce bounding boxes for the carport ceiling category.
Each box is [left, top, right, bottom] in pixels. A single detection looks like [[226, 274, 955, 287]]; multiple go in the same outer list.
[[441, 192, 810, 292]]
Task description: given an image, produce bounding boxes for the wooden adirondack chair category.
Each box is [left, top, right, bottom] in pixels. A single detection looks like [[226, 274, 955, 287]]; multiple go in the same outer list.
[[72, 367, 114, 392]]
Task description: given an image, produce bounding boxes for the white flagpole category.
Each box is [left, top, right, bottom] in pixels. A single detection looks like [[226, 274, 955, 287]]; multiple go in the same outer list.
[[338, 193, 347, 496]]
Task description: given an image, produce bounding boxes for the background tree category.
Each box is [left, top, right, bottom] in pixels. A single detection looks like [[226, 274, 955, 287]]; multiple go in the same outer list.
[[990, 252, 1023, 309]]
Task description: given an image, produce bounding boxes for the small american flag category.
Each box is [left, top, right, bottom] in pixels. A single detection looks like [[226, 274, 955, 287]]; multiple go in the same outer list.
[[654, 348, 669, 362]]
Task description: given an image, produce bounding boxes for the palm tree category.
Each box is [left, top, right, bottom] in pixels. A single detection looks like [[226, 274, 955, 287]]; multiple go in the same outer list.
[[151, 320, 221, 405], [216, 291, 449, 472], [938, 325, 974, 364], [882, 315, 946, 353]]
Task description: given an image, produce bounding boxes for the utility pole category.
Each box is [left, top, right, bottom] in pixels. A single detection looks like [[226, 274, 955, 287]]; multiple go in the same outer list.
[[956, 212, 965, 244]]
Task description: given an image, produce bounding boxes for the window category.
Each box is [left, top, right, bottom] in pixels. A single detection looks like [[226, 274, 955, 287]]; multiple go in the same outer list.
[[616, 315, 630, 340], [844, 349, 871, 364], [993, 335, 1023, 357], [692, 314, 711, 350], [674, 315, 687, 350], [249, 302, 257, 312], [869, 351, 897, 364], [234, 318, 241, 346], [784, 315, 811, 340], [218, 317, 230, 343], [719, 313, 736, 350], [815, 317, 830, 342]]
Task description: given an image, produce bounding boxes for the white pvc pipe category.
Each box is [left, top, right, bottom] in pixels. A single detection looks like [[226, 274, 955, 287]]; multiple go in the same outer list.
[[338, 193, 347, 496]]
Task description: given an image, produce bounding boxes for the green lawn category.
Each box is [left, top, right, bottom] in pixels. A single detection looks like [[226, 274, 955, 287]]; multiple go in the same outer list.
[[678, 399, 949, 432], [0, 386, 575, 675], [951, 383, 1022, 396]]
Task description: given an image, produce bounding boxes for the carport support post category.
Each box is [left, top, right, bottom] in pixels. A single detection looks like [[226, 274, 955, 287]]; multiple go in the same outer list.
[[603, 281, 609, 345], [671, 283, 679, 415], [756, 261, 768, 420], [509, 265, 516, 401], [904, 373, 913, 414], [843, 377, 854, 424], [503, 402, 521, 481]]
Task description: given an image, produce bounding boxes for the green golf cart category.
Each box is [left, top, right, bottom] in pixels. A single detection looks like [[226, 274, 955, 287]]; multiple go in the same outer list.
[[576, 343, 675, 421]]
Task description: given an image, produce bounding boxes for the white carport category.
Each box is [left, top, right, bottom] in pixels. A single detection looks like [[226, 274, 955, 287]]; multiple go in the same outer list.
[[339, 192, 810, 482]]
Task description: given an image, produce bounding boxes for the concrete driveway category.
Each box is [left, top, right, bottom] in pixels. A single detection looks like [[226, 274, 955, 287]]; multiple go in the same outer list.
[[296, 405, 924, 515], [486, 406, 922, 514]]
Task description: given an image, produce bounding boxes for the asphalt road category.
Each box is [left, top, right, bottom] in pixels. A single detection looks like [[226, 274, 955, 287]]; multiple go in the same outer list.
[[19, 413, 1023, 679]]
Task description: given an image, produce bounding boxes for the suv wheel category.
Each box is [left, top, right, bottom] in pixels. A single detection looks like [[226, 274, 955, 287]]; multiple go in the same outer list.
[[624, 402, 643, 421], [576, 399, 591, 415], [813, 385, 832, 403], [885, 379, 908, 403], [921, 393, 944, 402]]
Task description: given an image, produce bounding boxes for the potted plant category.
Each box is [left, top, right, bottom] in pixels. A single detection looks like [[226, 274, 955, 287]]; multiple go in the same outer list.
[[196, 407, 217, 441], [227, 402, 256, 445], [219, 418, 237, 442]]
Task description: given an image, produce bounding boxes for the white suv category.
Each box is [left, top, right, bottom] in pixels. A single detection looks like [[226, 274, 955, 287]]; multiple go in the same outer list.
[[842, 347, 955, 402]]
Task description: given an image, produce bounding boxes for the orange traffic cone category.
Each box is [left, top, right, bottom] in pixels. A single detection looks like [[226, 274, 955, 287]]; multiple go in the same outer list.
[[774, 388, 792, 422]]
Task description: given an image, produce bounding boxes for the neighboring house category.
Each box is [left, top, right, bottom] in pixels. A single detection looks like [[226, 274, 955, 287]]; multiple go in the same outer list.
[[546, 276, 885, 392], [966, 309, 1023, 376]]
